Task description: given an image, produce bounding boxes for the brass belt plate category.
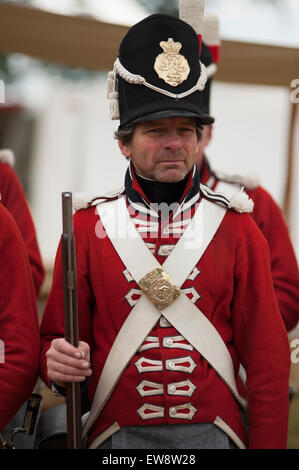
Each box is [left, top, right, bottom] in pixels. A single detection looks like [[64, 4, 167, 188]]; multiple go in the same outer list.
[[139, 267, 181, 311]]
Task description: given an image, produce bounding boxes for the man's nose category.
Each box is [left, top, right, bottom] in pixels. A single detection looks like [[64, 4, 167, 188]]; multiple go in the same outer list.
[[164, 131, 182, 151]]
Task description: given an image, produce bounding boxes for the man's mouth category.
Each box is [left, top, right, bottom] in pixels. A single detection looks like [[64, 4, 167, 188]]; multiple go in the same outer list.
[[158, 159, 184, 164]]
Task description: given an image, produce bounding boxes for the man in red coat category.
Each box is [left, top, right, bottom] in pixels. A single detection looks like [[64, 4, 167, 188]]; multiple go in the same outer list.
[[40, 12, 290, 449], [187, 9, 299, 334], [0, 203, 40, 440], [0, 149, 44, 448], [0, 149, 44, 297]]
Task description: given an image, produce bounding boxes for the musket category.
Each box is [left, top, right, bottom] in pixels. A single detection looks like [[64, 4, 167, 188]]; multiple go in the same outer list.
[[61, 192, 82, 449]]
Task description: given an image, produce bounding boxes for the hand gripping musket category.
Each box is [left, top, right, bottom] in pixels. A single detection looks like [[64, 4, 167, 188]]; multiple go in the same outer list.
[[61, 192, 82, 449]]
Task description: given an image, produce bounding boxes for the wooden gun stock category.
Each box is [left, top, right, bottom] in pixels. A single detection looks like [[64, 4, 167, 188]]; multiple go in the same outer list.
[[61, 192, 82, 449]]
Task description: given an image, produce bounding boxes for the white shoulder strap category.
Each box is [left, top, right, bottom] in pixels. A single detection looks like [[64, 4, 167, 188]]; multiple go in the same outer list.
[[83, 196, 246, 436], [96, 195, 227, 287]]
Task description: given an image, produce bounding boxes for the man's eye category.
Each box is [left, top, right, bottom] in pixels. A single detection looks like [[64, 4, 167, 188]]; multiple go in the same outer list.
[[147, 128, 163, 134], [181, 127, 194, 133]]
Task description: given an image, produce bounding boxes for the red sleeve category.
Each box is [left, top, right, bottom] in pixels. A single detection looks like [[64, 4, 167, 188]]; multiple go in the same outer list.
[[39, 208, 95, 387], [0, 163, 45, 297], [232, 214, 290, 449], [0, 204, 40, 431], [248, 186, 299, 331]]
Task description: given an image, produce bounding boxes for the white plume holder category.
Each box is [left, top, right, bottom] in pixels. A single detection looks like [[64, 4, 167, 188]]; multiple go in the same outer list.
[[203, 12, 221, 46], [179, 0, 205, 35]]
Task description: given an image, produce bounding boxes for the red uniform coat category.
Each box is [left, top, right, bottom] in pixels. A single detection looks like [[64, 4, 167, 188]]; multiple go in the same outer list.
[[0, 204, 40, 431], [40, 165, 290, 449], [200, 158, 299, 332], [0, 161, 44, 296]]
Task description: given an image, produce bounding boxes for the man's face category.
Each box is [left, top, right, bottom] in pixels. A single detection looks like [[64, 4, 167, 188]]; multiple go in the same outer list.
[[195, 124, 213, 169], [118, 117, 199, 183]]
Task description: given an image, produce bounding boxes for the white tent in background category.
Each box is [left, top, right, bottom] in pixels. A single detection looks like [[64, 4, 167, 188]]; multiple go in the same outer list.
[[30, 0, 149, 25], [206, 0, 299, 47]]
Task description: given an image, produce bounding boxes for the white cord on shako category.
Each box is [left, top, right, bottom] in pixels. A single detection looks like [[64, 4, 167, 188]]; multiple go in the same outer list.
[[107, 57, 208, 120]]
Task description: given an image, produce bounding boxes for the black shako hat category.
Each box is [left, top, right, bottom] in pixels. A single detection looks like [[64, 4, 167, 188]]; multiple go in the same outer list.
[[107, 14, 214, 128]]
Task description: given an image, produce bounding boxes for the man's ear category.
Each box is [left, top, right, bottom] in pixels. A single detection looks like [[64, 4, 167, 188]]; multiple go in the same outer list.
[[205, 124, 213, 145], [118, 140, 132, 159]]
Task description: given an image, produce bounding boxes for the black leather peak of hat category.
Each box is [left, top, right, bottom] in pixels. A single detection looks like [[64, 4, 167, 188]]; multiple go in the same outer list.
[[117, 14, 214, 128]]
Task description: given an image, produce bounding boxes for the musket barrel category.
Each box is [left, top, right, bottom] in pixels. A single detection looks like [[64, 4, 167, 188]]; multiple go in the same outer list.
[[62, 192, 74, 235], [61, 192, 82, 449]]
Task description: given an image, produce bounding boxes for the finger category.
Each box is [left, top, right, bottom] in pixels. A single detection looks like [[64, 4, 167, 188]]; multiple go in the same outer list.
[[46, 348, 91, 370], [47, 359, 92, 379], [48, 369, 89, 384], [77, 341, 90, 361], [51, 338, 81, 358], [51, 338, 89, 360]]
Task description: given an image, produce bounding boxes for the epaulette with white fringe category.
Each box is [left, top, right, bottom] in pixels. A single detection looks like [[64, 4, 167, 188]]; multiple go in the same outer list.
[[213, 169, 259, 191], [0, 149, 15, 167], [200, 183, 254, 214], [73, 187, 125, 212]]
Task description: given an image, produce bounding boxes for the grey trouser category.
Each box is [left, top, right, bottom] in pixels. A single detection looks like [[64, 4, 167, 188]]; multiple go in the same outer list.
[[97, 423, 238, 449]]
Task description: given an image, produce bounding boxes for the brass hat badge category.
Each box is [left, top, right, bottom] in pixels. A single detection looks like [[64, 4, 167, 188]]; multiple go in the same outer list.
[[154, 38, 190, 87]]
